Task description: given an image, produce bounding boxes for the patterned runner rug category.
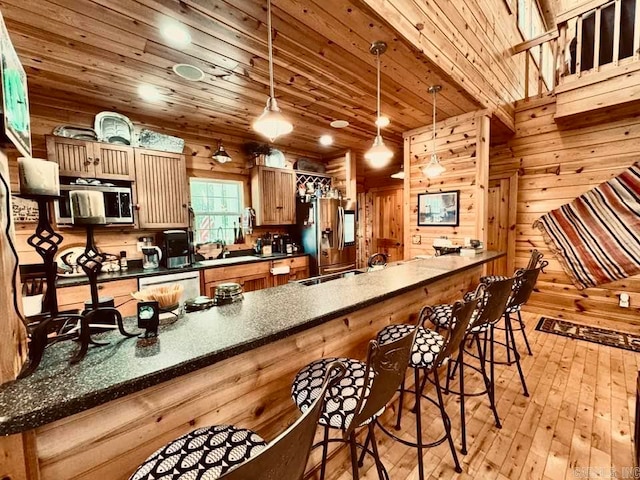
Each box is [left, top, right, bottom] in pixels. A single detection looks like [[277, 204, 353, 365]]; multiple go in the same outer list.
[[536, 317, 640, 352], [533, 162, 640, 290]]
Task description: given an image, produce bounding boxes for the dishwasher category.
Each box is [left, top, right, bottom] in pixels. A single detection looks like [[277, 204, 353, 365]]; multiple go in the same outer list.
[[138, 271, 201, 306]]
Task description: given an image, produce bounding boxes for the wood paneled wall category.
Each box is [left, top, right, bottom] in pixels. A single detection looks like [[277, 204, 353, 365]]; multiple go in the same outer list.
[[11, 97, 322, 264], [362, 0, 529, 131], [403, 110, 491, 259], [490, 96, 640, 332]]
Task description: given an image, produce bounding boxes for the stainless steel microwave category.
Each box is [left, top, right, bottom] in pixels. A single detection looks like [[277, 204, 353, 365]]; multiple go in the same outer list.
[[55, 184, 134, 225]]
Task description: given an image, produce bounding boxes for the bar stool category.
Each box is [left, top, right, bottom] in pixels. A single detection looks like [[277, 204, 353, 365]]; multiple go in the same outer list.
[[290, 318, 420, 480], [129, 361, 346, 480], [427, 277, 516, 454], [374, 294, 480, 478]]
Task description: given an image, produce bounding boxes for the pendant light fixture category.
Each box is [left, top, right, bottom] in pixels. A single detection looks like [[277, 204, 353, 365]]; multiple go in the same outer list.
[[212, 139, 232, 164], [421, 85, 446, 178], [253, 0, 293, 142], [390, 164, 405, 179], [365, 41, 393, 169]]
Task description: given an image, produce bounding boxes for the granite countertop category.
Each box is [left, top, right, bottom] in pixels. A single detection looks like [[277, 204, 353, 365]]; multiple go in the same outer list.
[[56, 252, 309, 287], [0, 251, 503, 435]]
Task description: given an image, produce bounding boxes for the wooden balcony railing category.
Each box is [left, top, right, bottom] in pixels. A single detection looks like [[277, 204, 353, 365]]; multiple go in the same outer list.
[[514, 0, 640, 101]]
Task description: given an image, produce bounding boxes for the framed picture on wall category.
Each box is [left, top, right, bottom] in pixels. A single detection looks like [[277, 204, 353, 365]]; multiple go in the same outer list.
[[417, 191, 460, 227]]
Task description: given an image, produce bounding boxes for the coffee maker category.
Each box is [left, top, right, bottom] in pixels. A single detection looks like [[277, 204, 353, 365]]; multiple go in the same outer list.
[[140, 237, 162, 270], [158, 230, 192, 269]]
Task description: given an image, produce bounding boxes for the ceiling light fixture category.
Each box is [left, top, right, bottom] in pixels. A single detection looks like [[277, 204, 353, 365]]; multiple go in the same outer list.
[[138, 84, 162, 102], [252, 0, 293, 142], [390, 164, 405, 179], [212, 139, 232, 164], [375, 116, 390, 128], [172, 64, 205, 82], [319, 135, 333, 146], [365, 41, 393, 169], [421, 85, 446, 178], [160, 20, 192, 50], [330, 120, 349, 128]]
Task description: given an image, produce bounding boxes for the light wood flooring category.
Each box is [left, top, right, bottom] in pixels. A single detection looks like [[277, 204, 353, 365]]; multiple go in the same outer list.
[[310, 312, 639, 480]]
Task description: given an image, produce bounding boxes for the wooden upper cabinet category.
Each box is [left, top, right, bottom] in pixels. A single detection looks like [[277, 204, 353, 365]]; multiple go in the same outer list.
[[46, 136, 94, 178], [93, 143, 135, 180], [134, 149, 189, 229], [251, 166, 296, 226], [46, 136, 136, 181]]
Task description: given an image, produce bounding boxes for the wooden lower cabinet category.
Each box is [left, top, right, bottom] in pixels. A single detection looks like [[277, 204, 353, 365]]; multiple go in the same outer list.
[[202, 256, 309, 294], [56, 279, 138, 318]]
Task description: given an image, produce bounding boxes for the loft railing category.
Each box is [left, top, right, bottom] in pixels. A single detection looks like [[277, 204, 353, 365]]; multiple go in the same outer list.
[[514, 0, 640, 101]]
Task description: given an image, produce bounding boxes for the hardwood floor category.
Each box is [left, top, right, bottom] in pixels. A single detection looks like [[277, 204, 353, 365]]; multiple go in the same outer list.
[[309, 312, 638, 480]]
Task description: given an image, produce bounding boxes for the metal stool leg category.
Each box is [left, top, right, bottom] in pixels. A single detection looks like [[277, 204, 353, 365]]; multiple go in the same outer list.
[[506, 313, 529, 397], [414, 368, 425, 480], [518, 310, 533, 355], [434, 367, 463, 473], [476, 332, 501, 428], [395, 374, 406, 430], [368, 424, 387, 480], [319, 425, 329, 480], [349, 432, 360, 480], [458, 346, 467, 455]]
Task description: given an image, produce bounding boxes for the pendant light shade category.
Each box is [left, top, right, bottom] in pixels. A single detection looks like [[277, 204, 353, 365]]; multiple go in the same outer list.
[[365, 41, 393, 168], [390, 163, 405, 179], [212, 139, 232, 164], [421, 85, 445, 178], [253, 0, 292, 142]]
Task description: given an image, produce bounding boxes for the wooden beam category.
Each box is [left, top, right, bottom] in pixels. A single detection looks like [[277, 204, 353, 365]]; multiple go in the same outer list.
[[475, 115, 490, 245], [512, 29, 559, 54], [0, 151, 27, 385]]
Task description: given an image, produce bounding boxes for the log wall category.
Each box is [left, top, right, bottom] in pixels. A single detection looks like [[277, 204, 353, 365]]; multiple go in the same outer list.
[[403, 110, 491, 259], [490, 96, 640, 333]]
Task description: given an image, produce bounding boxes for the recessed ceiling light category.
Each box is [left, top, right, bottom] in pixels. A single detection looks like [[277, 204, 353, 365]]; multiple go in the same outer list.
[[375, 116, 390, 128], [173, 64, 205, 81], [138, 84, 162, 102], [330, 120, 349, 128], [319, 135, 334, 146], [160, 20, 192, 49]]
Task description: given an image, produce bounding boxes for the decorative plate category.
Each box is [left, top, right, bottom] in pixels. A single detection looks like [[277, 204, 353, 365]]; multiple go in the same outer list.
[[52, 125, 98, 141], [94, 112, 135, 146], [265, 149, 285, 168], [137, 128, 185, 153]]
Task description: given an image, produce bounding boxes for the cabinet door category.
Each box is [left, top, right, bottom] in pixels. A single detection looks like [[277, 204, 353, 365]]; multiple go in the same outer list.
[[46, 136, 95, 177], [277, 169, 296, 224], [93, 143, 136, 180], [254, 167, 279, 225], [135, 149, 189, 229]]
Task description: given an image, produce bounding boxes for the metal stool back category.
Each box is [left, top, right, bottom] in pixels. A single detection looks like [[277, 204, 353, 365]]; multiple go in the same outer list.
[[509, 261, 548, 311], [222, 361, 347, 480], [469, 276, 517, 332]]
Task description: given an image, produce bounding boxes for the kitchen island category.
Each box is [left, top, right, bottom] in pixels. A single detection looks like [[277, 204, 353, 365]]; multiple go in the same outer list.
[[0, 252, 503, 480]]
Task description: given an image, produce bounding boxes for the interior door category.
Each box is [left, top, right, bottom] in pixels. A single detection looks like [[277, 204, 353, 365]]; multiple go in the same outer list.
[[486, 173, 518, 276], [371, 187, 404, 263]]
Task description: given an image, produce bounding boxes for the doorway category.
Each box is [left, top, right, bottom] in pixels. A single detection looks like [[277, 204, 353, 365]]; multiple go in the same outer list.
[[369, 186, 404, 264], [486, 173, 518, 276]]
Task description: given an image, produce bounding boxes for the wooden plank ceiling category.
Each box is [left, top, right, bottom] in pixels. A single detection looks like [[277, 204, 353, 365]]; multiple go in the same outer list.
[[1, 0, 483, 161]]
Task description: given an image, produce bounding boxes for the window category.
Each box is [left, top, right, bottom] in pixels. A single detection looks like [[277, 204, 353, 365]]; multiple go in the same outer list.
[[189, 179, 243, 245]]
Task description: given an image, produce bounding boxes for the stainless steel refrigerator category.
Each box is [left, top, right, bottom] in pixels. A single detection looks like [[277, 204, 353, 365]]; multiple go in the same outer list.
[[296, 197, 357, 277]]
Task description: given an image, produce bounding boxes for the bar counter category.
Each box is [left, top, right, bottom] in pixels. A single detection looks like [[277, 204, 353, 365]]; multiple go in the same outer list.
[[0, 252, 502, 480]]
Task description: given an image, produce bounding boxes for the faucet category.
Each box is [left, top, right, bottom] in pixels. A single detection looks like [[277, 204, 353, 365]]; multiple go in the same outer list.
[[216, 227, 230, 259]]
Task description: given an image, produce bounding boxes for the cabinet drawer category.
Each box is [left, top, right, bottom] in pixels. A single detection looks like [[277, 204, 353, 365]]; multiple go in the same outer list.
[[57, 279, 138, 307], [203, 262, 270, 284], [271, 256, 308, 270]]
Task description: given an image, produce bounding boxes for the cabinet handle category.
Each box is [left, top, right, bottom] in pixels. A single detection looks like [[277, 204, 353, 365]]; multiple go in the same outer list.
[[94, 158, 100, 165], [85, 158, 92, 166], [97, 285, 104, 290]]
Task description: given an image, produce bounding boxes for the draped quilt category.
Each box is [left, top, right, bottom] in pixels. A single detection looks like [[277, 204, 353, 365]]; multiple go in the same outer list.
[[533, 162, 640, 290]]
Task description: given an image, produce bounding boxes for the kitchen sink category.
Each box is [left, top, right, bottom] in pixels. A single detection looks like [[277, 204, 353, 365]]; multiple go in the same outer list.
[[197, 256, 260, 267]]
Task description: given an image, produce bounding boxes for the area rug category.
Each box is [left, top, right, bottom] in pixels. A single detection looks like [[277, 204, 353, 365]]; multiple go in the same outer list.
[[536, 317, 640, 352], [532, 162, 640, 290]]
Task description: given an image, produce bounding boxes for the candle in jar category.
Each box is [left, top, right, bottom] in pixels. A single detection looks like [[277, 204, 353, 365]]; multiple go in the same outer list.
[[70, 190, 106, 225], [18, 157, 60, 196]]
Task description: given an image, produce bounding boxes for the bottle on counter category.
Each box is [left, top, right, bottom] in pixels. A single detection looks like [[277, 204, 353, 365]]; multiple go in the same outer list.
[[119, 251, 128, 271]]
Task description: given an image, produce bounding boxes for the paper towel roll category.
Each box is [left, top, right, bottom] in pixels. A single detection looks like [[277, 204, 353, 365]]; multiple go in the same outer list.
[[270, 265, 291, 275]]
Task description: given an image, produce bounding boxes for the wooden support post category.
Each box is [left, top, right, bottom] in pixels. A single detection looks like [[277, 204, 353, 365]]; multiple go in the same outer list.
[[551, 38, 559, 90], [0, 151, 27, 385], [402, 135, 411, 260], [344, 150, 357, 201], [475, 115, 490, 247], [525, 53, 530, 100], [538, 45, 544, 95]]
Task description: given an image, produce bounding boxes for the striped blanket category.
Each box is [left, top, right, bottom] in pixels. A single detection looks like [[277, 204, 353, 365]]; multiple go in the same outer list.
[[533, 162, 640, 290]]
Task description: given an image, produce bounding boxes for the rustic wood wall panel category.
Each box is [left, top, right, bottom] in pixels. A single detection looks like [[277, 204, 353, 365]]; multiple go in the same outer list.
[[403, 111, 491, 259], [16, 267, 481, 480], [490, 96, 640, 332]]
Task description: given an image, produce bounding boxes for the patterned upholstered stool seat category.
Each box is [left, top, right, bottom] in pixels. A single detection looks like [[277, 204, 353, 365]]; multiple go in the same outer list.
[[377, 324, 445, 368], [129, 425, 267, 480], [291, 357, 382, 430], [427, 304, 487, 333]]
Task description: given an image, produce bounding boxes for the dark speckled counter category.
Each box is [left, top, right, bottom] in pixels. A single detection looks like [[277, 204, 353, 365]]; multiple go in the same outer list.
[[0, 251, 503, 436]]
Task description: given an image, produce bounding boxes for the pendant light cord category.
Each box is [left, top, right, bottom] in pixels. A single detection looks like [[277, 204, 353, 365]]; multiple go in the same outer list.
[[267, 0, 275, 100], [432, 89, 437, 156], [376, 51, 381, 137]]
